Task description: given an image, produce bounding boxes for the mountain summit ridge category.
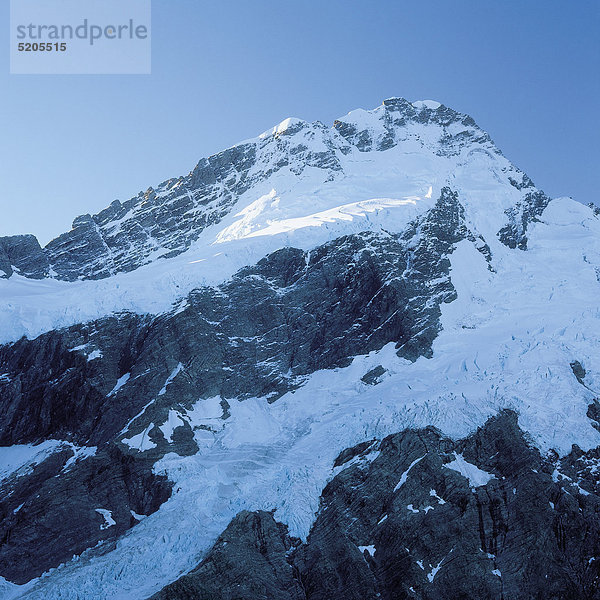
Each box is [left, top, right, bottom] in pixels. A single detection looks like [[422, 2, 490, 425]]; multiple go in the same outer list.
[[0, 97, 521, 283]]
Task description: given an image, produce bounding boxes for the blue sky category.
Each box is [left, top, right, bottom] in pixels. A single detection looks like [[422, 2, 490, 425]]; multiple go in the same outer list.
[[1, 0, 599, 245]]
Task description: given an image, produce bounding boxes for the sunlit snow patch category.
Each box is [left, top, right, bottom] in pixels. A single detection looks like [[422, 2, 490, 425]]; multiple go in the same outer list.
[[0, 441, 64, 482], [158, 411, 186, 443], [95, 509, 116, 530], [158, 363, 183, 396], [122, 424, 157, 451], [107, 373, 130, 397], [393, 455, 426, 491], [215, 196, 422, 243], [443, 453, 494, 488], [87, 349, 103, 362], [69, 345, 103, 362], [412, 100, 442, 110]]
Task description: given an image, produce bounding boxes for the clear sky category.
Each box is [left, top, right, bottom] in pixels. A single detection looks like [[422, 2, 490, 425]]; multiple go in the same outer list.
[[1, 0, 599, 245]]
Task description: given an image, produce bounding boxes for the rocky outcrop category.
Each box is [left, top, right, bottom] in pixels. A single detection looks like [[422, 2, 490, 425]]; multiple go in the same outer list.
[[497, 188, 551, 250], [0, 235, 48, 279], [27, 121, 344, 282], [151, 511, 304, 600], [154, 411, 600, 600], [333, 97, 495, 155], [0, 313, 153, 446], [0, 445, 171, 584]]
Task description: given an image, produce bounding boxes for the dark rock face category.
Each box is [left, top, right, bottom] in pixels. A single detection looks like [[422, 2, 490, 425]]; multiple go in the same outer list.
[[571, 360, 587, 386], [44, 213, 118, 280], [361, 365, 386, 385], [150, 511, 304, 600], [497, 189, 551, 250], [571, 361, 600, 435], [0, 234, 48, 279], [588, 402, 600, 433], [154, 411, 600, 600], [0, 313, 153, 446], [396, 187, 485, 360], [0, 445, 171, 584]]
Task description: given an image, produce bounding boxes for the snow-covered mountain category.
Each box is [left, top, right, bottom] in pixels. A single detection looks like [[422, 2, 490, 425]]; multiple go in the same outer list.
[[0, 98, 599, 600], [0, 97, 545, 344]]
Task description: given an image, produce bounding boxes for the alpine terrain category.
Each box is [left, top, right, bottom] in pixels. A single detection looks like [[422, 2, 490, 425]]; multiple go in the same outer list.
[[0, 97, 599, 600]]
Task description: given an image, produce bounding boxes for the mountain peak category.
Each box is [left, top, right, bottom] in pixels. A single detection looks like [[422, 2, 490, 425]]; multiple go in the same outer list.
[[411, 99, 442, 110], [259, 116, 309, 138], [382, 97, 442, 111]]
